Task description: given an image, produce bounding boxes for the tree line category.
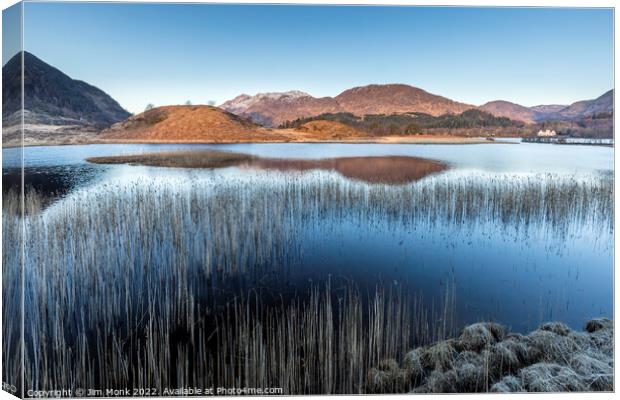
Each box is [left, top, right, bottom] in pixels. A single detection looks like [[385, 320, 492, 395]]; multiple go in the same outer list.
[[279, 109, 525, 136]]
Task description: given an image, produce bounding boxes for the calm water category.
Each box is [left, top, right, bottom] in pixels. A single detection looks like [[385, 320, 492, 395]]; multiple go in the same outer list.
[[2, 141, 614, 333]]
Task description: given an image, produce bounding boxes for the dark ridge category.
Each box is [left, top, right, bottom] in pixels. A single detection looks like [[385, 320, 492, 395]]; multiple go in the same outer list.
[[2, 51, 130, 127]]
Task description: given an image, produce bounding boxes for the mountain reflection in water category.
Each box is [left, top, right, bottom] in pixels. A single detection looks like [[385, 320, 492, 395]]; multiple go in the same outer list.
[[87, 150, 448, 185]]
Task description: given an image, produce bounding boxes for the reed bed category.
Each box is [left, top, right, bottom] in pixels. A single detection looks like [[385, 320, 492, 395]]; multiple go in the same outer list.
[[190, 280, 455, 394], [86, 149, 253, 169], [2, 170, 613, 394], [2, 188, 23, 395]]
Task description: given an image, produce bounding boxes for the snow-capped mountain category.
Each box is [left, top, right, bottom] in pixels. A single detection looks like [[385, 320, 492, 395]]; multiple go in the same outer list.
[[220, 90, 342, 127]]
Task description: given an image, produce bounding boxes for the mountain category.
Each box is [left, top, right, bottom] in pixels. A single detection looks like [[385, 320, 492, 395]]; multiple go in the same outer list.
[[220, 91, 342, 127], [481, 90, 613, 123], [529, 104, 567, 114], [479, 100, 540, 124], [221, 90, 309, 114], [2, 51, 130, 127], [334, 84, 473, 116], [221, 84, 614, 129], [553, 90, 613, 119], [221, 84, 474, 127], [100, 105, 288, 142]]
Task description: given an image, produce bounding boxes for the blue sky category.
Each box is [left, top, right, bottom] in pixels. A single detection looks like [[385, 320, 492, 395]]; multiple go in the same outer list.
[[13, 3, 614, 114], [2, 2, 21, 65]]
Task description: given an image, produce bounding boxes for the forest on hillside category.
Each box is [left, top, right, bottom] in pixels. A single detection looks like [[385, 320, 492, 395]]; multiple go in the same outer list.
[[535, 112, 613, 138], [279, 110, 613, 138], [279, 110, 528, 136]]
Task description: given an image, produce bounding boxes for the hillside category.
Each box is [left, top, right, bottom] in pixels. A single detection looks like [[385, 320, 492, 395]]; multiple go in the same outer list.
[[281, 109, 526, 136], [529, 91, 614, 138], [100, 105, 288, 142], [334, 84, 474, 116], [294, 120, 366, 139], [221, 84, 474, 127], [220, 91, 343, 127], [2, 52, 130, 127], [218, 85, 615, 134], [480, 90, 613, 124], [554, 90, 613, 119], [479, 101, 539, 124], [529, 104, 566, 114], [101, 107, 488, 144]]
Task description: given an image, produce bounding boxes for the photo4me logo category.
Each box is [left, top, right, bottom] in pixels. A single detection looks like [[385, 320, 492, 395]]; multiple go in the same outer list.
[[213, 387, 284, 396]]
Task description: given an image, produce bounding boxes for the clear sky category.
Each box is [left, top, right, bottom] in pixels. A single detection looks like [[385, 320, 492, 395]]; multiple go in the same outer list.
[[2, 2, 21, 65], [14, 3, 614, 114]]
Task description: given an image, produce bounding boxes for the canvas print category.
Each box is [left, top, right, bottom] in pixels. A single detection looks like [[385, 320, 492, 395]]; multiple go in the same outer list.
[[1, 2, 614, 397]]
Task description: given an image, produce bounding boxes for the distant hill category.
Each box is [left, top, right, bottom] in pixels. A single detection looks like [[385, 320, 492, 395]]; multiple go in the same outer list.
[[220, 91, 342, 127], [281, 109, 526, 136], [532, 91, 613, 138], [334, 84, 473, 116], [224, 85, 613, 131], [535, 115, 613, 139], [479, 101, 540, 124], [480, 90, 613, 123], [529, 104, 567, 114], [2, 52, 130, 127], [221, 84, 474, 127], [553, 90, 613, 120], [100, 105, 288, 142]]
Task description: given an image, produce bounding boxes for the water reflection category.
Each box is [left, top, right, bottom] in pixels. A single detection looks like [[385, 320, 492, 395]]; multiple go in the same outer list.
[[85, 149, 448, 185], [243, 156, 447, 184], [3, 165, 102, 197]]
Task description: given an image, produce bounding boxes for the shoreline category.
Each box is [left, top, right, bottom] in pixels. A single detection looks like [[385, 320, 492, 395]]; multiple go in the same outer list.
[[2, 135, 494, 149], [3, 135, 613, 149]]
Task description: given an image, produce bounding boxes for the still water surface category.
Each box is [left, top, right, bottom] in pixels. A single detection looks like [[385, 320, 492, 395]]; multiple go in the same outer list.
[[2, 142, 614, 332]]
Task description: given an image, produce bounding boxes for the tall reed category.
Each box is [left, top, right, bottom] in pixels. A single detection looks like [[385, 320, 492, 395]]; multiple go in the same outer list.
[[2, 170, 612, 393]]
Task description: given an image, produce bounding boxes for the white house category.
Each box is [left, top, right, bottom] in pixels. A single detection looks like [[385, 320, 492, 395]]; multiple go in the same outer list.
[[537, 129, 557, 137]]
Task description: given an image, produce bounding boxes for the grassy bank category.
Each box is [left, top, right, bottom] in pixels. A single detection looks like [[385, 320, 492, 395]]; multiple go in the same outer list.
[[87, 149, 253, 168], [369, 318, 613, 393], [2, 133, 492, 148]]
